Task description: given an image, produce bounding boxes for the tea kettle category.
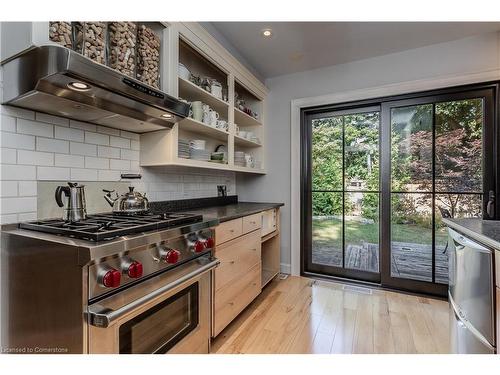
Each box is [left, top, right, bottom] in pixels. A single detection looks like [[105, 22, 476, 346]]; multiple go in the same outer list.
[[103, 174, 149, 215], [55, 182, 87, 222]]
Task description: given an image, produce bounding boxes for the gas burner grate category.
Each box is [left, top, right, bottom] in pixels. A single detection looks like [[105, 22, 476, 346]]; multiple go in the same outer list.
[[19, 212, 203, 242]]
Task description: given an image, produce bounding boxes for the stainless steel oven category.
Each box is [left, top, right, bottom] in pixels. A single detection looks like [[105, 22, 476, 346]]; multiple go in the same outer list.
[[88, 255, 218, 354]]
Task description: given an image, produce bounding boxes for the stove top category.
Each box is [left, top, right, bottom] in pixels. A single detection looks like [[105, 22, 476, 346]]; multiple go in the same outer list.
[[19, 212, 203, 242]]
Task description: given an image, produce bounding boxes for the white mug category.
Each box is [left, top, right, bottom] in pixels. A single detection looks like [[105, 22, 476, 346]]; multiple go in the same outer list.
[[209, 110, 219, 126], [191, 101, 203, 122], [211, 83, 222, 99], [202, 104, 211, 124], [216, 119, 228, 131]]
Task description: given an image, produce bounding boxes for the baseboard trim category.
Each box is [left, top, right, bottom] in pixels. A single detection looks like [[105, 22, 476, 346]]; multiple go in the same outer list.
[[280, 263, 291, 274]]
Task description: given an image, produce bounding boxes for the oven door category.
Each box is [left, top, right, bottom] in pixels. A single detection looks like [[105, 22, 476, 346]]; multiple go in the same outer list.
[[87, 255, 218, 354]]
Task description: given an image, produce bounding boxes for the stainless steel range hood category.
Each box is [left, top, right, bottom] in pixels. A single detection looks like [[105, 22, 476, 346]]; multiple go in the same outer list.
[[1, 45, 189, 133]]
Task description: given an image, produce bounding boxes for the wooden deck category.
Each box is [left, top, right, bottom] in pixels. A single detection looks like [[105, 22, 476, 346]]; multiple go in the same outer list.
[[212, 276, 450, 354], [312, 242, 448, 284]]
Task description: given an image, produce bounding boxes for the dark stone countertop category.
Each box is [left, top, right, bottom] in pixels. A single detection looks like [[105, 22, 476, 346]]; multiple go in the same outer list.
[[175, 202, 284, 223], [442, 218, 500, 250]]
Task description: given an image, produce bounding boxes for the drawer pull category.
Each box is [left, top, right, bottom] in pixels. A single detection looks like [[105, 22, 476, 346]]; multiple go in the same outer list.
[[229, 302, 234, 306], [229, 260, 235, 264], [251, 248, 257, 251], [252, 282, 257, 286], [229, 229, 235, 233], [250, 221, 256, 225]]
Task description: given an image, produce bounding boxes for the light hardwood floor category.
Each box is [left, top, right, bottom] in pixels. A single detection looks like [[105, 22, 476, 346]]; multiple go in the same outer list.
[[211, 276, 450, 354]]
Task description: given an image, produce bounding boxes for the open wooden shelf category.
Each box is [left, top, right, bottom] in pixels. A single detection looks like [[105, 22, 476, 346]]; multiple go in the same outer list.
[[234, 134, 262, 148], [262, 269, 278, 288], [234, 107, 262, 127], [178, 77, 229, 115], [179, 117, 229, 142]]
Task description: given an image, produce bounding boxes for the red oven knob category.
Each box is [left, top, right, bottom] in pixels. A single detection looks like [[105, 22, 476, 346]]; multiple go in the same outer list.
[[102, 269, 121, 288], [163, 249, 180, 264], [204, 237, 215, 249], [127, 261, 143, 279], [193, 240, 205, 253]]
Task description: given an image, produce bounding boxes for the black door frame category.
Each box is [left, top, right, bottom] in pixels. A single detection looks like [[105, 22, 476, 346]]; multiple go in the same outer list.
[[301, 81, 499, 297]]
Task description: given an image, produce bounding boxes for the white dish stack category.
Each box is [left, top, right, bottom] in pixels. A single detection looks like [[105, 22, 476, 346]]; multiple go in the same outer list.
[[234, 151, 246, 167], [190, 140, 210, 161], [178, 139, 190, 159]]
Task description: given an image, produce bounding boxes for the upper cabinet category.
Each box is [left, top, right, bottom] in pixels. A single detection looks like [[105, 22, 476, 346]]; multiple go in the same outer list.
[[140, 23, 268, 174], [0, 22, 268, 174]]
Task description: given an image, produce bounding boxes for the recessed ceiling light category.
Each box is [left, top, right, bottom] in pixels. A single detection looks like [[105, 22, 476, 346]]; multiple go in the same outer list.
[[261, 29, 273, 38], [161, 113, 173, 119], [68, 82, 91, 91]]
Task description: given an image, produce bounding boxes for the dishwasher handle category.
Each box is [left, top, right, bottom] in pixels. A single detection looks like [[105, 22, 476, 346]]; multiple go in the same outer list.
[[448, 228, 490, 254], [486, 190, 495, 219]]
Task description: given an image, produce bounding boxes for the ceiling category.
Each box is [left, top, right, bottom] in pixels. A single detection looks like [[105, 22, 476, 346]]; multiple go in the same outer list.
[[210, 22, 500, 79]]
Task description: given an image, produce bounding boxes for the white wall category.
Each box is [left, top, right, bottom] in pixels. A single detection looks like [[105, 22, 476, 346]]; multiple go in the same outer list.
[[236, 32, 500, 272]]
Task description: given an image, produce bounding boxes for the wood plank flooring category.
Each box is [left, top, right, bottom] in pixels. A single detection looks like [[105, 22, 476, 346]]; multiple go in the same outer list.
[[211, 276, 450, 354]]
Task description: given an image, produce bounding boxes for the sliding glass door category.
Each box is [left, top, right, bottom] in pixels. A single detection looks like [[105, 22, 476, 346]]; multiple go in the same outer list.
[[305, 107, 381, 283], [302, 84, 496, 295], [380, 89, 495, 294]]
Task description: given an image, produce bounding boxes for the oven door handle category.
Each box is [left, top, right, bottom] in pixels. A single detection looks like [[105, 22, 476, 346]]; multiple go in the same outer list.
[[88, 258, 219, 328]]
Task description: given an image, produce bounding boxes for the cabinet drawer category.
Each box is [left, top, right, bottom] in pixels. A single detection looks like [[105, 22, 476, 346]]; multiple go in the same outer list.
[[213, 263, 261, 336], [242, 213, 261, 234], [261, 209, 277, 237], [214, 230, 261, 291], [215, 218, 243, 245]]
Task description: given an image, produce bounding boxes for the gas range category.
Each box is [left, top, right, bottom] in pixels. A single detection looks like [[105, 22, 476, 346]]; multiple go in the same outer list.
[[18, 211, 203, 241], [2, 210, 219, 353]]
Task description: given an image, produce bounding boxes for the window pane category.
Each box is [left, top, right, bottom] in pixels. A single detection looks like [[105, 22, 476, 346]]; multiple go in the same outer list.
[[391, 105, 433, 192], [312, 192, 343, 267], [344, 112, 379, 191], [435, 99, 483, 192], [391, 193, 433, 282], [434, 193, 482, 284], [345, 192, 379, 273], [312, 116, 343, 191]]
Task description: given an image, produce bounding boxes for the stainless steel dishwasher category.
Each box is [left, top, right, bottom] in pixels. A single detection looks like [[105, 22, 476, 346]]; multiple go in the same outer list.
[[448, 228, 496, 354]]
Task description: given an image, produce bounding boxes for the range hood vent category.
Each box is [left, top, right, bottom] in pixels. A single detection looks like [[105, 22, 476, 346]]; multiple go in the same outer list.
[[1, 45, 189, 133]]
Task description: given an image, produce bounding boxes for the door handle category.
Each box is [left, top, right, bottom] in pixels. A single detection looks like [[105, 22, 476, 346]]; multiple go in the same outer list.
[[487, 190, 495, 218]]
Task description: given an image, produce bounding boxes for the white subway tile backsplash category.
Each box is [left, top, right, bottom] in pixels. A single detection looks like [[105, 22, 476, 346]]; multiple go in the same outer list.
[[70, 120, 97, 132], [85, 131, 109, 146], [1, 181, 18, 197], [70, 142, 97, 156], [110, 159, 130, 170], [120, 130, 140, 141], [98, 169, 121, 181], [35, 113, 69, 127], [110, 136, 130, 149], [55, 126, 84, 142], [85, 156, 109, 170], [98, 145, 120, 159], [121, 149, 139, 161], [1, 105, 35, 120], [71, 168, 98, 181], [131, 140, 140, 150], [0, 108, 236, 221], [55, 154, 85, 168], [1, 148, 17, 164], [18, 181, 37, 196], [37, 166, 70, 180], [1, 132, 35, 150], [1, 115, 16, 132], [1, 164, 37, 180], [18, 212, 37, 221], [36, 137, 70, 153], [0, 197, 37, 214], [97, 126, 120, 136], [17, 119, 53, 138], [18, 150, 54, 166], [0, 213, 19, 224]]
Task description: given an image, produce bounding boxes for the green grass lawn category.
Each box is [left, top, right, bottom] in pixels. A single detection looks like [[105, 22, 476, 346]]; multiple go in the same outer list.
[[312, 218, 448, 246]]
